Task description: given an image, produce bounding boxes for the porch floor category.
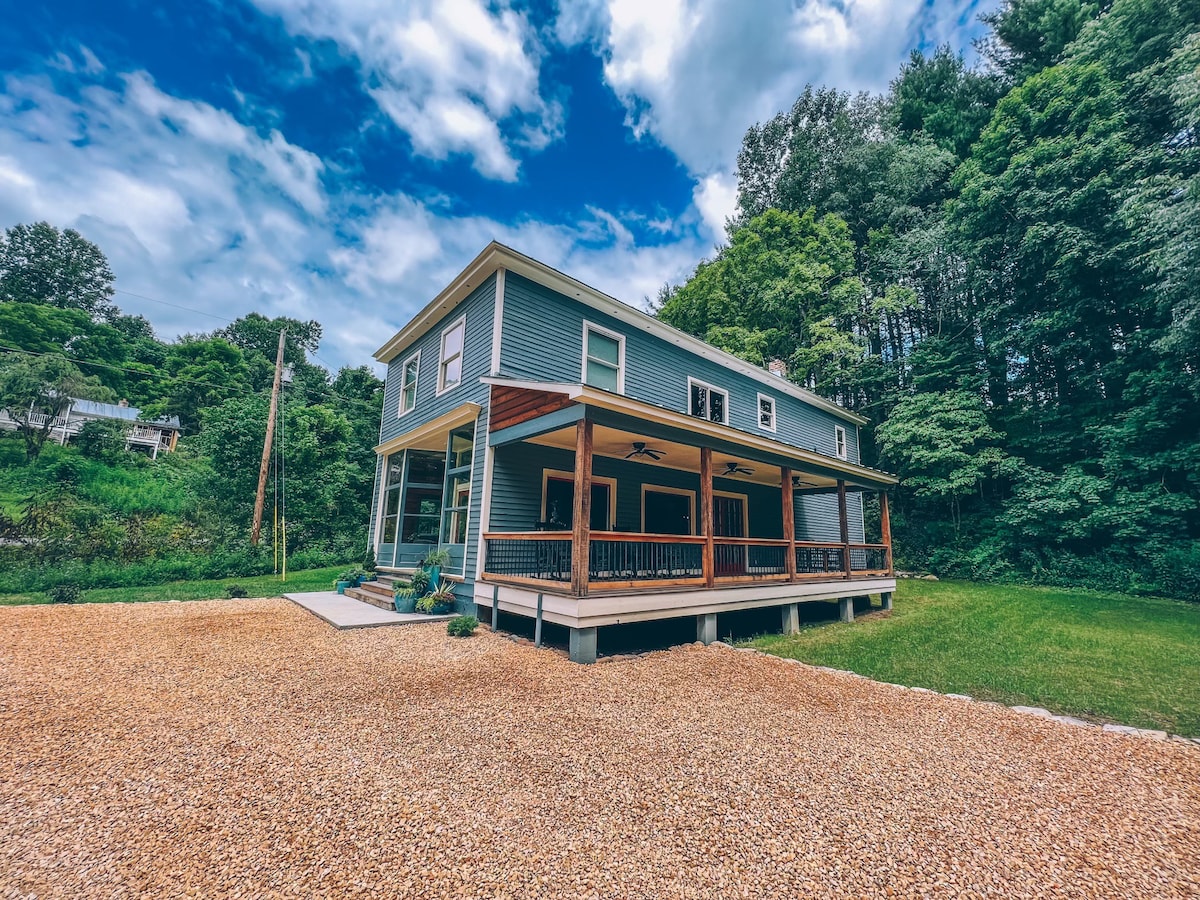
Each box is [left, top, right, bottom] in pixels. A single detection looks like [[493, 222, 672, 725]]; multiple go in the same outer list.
[[284, 591, 455, 630]]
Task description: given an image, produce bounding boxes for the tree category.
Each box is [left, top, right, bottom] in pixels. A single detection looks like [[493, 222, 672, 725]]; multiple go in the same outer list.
[[888, 46, 1003, 159], [0, 223, 115, 319], [0, 354, 114, 460], [979, 0, 1107, 82], [154, 338, 252, 433]]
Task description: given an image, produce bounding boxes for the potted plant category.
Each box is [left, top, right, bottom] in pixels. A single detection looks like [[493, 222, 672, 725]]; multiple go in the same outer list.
[[333, 568, 358, 595], [393, 586, 417, 614], [408, 568, 431, 596], [422, 548, 452, 591], [416, 583, 456, 615]]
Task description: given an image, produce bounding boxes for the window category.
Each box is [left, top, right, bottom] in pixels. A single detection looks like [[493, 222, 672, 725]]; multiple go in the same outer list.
[[437, 316, 466, 394], [398, 352, 419, 415], [441, 425, 475, 551], [835, 425, 847, 460], [757, 393, 776, 432], [582, 322, 624, 392], [542, 470, 616, 531], [688, 378, 728, 425]]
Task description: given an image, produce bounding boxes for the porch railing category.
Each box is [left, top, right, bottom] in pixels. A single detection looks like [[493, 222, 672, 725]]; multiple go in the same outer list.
[[482, 533, 892, 593]]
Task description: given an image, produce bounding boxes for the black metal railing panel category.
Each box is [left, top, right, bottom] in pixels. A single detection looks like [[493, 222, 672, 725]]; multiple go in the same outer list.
[[485, 538, 572, 581], [850, 546, 889, 572], [714, 542, 788, 577], [795, 545, 845, 574], [589, 539, 704, 582]]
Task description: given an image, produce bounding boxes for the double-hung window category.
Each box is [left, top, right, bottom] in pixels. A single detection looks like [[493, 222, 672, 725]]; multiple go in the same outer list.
[[757, 393, 776, 432], [437, 316, 465, 394], [835, 425, 848, 460], [688, 378, 728, 425], [398, 352, 419, 416], [582, 322, 624, 392]]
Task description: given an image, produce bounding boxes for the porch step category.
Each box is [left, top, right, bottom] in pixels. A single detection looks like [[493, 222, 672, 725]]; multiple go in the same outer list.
[[356, 579, 395, 600], [345, 585, 395, 612]]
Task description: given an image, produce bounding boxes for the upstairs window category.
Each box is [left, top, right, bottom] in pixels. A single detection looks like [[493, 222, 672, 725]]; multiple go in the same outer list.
[[438, 316, 466, 394], [835, 424, 847, 460], [398, 352, 420, 416], [757, 394, 776, 432], [689, 378, 728, 425], [582, 322, 624, 392]]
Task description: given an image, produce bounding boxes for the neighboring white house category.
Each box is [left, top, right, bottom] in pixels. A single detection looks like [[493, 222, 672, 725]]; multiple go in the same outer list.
[[0, 398, 181, 459]]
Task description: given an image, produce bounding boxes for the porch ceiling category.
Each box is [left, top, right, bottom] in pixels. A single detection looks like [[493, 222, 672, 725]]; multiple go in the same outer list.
[[527, 423, 840, 490]]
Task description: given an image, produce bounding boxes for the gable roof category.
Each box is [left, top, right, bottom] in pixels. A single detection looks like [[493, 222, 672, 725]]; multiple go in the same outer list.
[[374, 241, 869, 426]]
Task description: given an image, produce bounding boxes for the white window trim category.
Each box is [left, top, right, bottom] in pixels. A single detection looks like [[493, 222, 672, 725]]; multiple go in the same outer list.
[[687, 376, 730, 426], [835, 424, 848, 460], [640, 484, 696, 535], [756, 392, 776, 433], [436, 314, 467, 396], [580, 320, 626, 394], [397, 350, 420, 417], [541, 468, 617, 530]]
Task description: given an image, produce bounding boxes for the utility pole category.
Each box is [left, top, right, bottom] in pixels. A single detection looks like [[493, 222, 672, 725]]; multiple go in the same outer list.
[[251, 329, 286, 546]]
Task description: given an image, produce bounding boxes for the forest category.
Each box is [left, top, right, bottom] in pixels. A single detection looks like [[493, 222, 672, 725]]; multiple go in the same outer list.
[[0, 221, 383, 592], [657, 0, 1200, 601]]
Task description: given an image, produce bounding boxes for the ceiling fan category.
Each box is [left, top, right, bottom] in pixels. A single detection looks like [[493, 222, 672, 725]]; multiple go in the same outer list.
[[625, 441, 666, 461], [792, 475, 819, 488], [721, 460, 755, 477]]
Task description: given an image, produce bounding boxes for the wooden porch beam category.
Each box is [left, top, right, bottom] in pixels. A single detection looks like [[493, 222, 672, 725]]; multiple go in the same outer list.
[[880, 490, 893, 576], [700, 446, 714, 589], [837, 479, 851, 581], [781, 466, 797, 582], [570, 417, 593, 596]]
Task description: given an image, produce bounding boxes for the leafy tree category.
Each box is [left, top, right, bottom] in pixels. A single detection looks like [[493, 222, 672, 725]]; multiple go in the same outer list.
[[0, 354, 114, 460], [0, 222, 115, 319], [154, 338, 252, 433], [979, 0, 1107, 82], [888, 46, 1003, 158]]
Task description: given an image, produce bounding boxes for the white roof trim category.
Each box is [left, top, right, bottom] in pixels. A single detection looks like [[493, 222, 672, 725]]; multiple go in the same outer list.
[[375, 241, 869, 426]]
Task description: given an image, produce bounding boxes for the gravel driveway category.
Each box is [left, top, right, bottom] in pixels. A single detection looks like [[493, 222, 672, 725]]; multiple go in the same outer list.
[[1, 598, 1197, 898]]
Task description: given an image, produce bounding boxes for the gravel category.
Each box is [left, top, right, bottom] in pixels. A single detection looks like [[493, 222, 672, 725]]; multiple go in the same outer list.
[[2, 598, 1198, 899]]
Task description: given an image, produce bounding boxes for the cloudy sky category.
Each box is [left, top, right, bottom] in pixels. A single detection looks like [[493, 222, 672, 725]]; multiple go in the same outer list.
[[0, 0, 994, 373]]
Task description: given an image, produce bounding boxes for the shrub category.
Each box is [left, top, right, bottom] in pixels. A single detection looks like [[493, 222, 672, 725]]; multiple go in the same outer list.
[[408, 568, 430, 595], [48, 583, 81, 604], [422, 548, 452, 568], [362, 546, 376, 573], [75, 420, 128, 462], [447, 615, 478, 637], [225, 584, 248, 599]]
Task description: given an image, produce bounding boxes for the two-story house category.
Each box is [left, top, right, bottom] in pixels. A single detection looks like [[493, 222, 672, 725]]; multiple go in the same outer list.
[[366, 242, 898, 662]]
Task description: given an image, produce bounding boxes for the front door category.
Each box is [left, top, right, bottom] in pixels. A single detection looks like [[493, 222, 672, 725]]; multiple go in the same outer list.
[[713, 495, 746, 576], [544, 477, 611, 531]]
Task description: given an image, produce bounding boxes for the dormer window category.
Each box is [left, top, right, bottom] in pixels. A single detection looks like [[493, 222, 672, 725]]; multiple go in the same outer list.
[[582, 322, 624, 392], [689, 378, 728, 425], [835, 424, 847, 460], [437, 316, 466, 394]]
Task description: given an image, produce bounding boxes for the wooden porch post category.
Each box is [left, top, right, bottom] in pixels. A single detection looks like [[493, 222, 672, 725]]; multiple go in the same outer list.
[[880, 490, 893, 575], [700, 446, 714, 588], [781, 467, 797, 582], [570, 417, 593, 596], [837, 479, 851, 580]]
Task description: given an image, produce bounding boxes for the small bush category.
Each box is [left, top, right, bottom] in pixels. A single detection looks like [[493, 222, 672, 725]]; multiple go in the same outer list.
[[408, 568, 430, 595], [225, 584, 248, 599], [447, 615, 478, 637], [48, 583, 82, 604]]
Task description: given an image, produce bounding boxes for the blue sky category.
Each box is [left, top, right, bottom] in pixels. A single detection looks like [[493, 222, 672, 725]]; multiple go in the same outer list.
[[0, 0, 994, 372]]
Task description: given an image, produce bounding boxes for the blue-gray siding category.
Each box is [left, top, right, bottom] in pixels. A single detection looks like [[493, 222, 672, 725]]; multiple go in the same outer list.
[[498, 272, 860, 462]]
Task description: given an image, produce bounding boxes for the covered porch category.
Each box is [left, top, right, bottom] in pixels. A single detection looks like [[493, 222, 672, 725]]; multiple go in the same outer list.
[[477, 380, 897, 659]]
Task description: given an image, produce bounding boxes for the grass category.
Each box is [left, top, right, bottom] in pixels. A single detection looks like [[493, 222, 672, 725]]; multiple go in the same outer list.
[[0, 565, 346, 606], [749, 579, 1200, 735]]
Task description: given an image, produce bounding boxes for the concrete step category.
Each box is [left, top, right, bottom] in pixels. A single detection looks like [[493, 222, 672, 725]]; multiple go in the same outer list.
[[344, 586, 394, 612]]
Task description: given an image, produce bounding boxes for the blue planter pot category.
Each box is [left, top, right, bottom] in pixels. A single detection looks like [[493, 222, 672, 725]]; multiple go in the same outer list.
[[394, 594, 416, 614], [336, 581, 351, 595], [427, 565, 441, 591], [431, 601, 454, 615]]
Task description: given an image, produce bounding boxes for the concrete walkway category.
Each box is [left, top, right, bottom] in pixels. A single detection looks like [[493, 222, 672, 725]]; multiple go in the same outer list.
[[284, 591, 454, 630]]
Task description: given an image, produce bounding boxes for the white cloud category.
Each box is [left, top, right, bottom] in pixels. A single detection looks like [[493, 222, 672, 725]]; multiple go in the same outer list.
[[0, 63, 705, 372], [251, 0, 562, 181], [558, 0, 995, 236]]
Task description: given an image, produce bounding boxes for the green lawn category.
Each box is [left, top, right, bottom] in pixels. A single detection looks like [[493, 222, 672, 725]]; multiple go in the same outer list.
[[0, 565, 345, 607], [750, 579, 1200, 735]]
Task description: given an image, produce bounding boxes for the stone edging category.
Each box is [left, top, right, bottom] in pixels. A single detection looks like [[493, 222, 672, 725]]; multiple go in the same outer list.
[[702, 641, 1200, 750]]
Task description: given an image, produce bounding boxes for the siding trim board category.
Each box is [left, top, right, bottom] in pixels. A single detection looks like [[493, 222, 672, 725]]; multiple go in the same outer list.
[[374, 241, 868, 427]]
